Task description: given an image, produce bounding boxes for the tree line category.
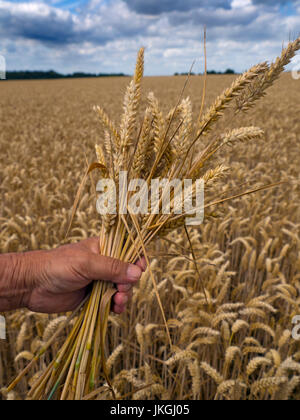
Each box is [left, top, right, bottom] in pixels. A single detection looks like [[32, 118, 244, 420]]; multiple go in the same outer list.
[[4, 70, 127, 80], [174, 69, 236, 76]]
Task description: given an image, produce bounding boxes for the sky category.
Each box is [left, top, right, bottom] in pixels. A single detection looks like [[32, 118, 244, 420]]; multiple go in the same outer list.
[[0, 0, 299, 75]]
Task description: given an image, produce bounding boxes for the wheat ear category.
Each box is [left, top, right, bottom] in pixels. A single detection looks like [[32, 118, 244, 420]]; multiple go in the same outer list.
[[197, 62, 269, 136], [236, 37, 300, 112]]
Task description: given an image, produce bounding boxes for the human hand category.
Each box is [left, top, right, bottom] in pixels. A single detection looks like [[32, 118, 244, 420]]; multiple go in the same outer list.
[[2, 238, 146, 314]]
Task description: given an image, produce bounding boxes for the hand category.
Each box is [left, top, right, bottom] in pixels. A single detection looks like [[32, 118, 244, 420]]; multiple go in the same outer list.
[[12, 238, 146, 314]]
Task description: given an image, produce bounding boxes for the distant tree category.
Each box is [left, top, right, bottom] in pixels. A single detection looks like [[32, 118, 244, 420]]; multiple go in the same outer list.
[[198, 69, 236, 75], [173, 72, 195, 76], [224, 68, 235, 74]]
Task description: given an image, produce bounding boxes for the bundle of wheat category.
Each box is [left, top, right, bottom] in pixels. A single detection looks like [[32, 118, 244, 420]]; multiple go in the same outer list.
[[6, 37, 300, 400]]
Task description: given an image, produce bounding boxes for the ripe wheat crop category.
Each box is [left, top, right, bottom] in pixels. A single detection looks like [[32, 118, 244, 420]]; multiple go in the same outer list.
[[1, 39, 300, 400]]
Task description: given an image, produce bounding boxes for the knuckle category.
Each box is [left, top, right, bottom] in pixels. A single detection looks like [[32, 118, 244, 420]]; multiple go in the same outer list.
[[76, 254, 88, 271], [109, 258, 123, 279], [73, 254, 90, 278], [84, 237, 99, 254]]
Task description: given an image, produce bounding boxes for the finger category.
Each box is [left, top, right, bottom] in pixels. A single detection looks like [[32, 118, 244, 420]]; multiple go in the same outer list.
[[82, 254, 142, 284], [136, 256, 147, 272], [117, 283, 132, 293], [113, 304, 126, 314], [113, 291, 132, 307]]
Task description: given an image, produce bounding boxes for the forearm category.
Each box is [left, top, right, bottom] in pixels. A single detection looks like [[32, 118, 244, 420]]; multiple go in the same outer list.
[[0, 251, 44, 312]]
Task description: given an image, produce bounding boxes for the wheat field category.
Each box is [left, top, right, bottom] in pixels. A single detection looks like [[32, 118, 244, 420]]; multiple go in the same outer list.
[[0, 72, 300, 400]]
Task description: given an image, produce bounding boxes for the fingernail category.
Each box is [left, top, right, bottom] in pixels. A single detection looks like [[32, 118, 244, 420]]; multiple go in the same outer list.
[[127, 264, 141, 282]]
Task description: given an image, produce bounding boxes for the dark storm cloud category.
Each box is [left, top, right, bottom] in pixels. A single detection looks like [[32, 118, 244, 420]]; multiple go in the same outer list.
[[123, 0, 232, 15]]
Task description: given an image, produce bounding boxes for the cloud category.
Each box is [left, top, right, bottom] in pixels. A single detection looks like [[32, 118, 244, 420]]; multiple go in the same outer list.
[[252, 0, 297, 4], [168, 6, 259, 29], [123, 0, 300, 14], [0, 0, 148, 46], [0, 0, 299, 75], [231, 0, 252, 7], [123, 0, 231, 15], [0, 1, 78, 44]]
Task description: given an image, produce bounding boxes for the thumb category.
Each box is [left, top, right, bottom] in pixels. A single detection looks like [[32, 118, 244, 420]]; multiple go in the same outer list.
[[82, 254, 143, 284]]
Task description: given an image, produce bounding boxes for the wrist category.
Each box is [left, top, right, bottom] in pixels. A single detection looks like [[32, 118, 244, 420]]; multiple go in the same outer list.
[[0, 250, 48, 311]]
